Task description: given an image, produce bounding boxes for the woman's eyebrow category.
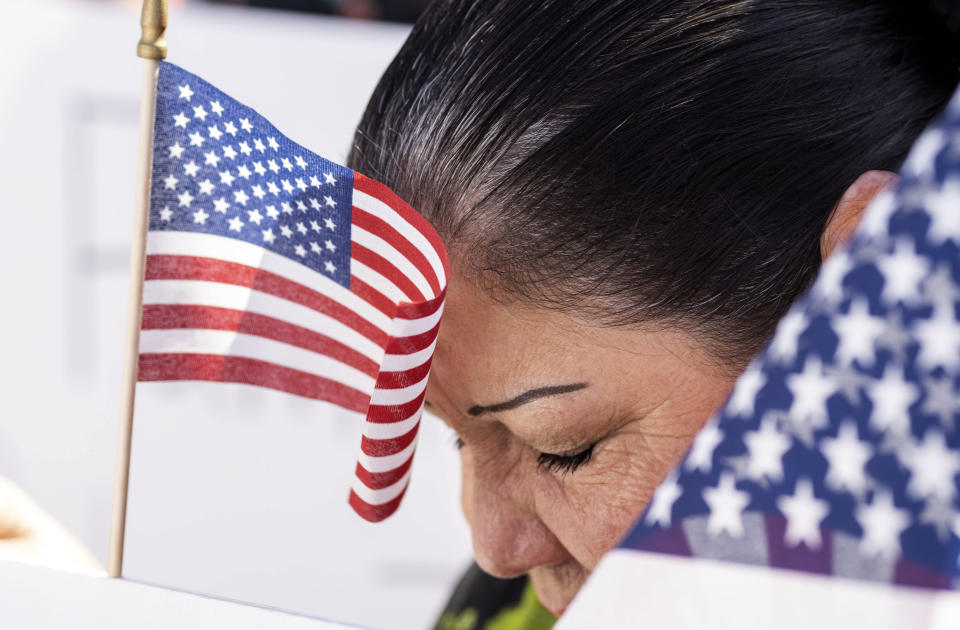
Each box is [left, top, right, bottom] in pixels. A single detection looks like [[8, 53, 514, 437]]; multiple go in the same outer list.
[[467, 383, 587, 416]]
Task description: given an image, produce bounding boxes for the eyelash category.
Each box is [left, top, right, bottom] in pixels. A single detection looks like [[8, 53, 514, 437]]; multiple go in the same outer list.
[[452, 436, 596, 475], [537, 444, 595, 475]]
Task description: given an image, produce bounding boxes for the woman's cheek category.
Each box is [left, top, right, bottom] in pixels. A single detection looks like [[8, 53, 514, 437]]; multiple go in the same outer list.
[[533, 437, 671, 569]]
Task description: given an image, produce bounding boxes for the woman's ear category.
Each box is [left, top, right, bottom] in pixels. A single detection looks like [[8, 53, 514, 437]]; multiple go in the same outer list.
[[821, 170, 898, 260]]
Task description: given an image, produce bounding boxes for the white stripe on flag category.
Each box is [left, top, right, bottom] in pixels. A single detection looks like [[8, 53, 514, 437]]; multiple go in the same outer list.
[[147, 231, 392, 333], [139, 329, 377, 394], [390, 304, 444, 338], [350, 469, 413, 505], [361, 405, 424, 440], [356, 437, 418, 473], [368, 375, 430, 406], [381, 339, 437, 372], [352, 225, 436, 300], [353, 189, 447, 287], [143, 279, 385, 363], [350, 259, 411, 304]]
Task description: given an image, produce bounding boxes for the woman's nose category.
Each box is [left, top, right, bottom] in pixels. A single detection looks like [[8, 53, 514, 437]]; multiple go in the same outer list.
[[461, 446, 569, 578]]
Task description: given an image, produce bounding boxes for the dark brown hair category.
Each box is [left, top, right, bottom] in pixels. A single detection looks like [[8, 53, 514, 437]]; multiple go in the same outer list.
[[349, 0, 960, 365]]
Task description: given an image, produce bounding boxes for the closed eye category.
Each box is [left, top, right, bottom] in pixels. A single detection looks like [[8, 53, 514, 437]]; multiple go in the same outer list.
[[536, 444, 595, 475], [454, 437, 595, 476]]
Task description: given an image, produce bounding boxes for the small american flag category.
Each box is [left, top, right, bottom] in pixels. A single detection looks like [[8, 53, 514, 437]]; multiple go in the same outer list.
[[138, 61, 447, 522]]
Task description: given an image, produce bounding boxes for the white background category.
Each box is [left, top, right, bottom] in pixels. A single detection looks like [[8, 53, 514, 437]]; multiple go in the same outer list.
[[0, 1, 473, 628]]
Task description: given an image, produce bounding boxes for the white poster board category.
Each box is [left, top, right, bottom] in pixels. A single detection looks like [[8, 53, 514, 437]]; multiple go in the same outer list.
[[559, 550, 960, 630], [0, 559, 352, 630]]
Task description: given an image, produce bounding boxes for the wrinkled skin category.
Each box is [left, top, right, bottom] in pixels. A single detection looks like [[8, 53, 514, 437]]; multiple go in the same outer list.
[[424, 170, 892, 616], [424, 278, 737, 616]]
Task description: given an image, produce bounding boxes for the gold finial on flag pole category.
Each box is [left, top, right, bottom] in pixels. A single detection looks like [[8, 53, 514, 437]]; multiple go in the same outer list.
[[109, 0, 167, 579], [137, 0, 168, 60]]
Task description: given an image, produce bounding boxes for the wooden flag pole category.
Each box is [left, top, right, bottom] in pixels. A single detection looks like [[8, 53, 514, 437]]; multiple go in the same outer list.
[[108, 0, 167, 579]]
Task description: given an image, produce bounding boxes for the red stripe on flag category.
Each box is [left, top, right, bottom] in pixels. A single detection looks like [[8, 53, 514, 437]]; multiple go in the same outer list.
[[364, 392, 426, 424], [348, 487, 408, 523], [350, 243, 426, 303], [138, 353, 370, 413], [384, 321, 440, 356], [350, 276, 398, 318], [395, 291, 445, 320], [146, 255, 389, 347], [352, 207, 441, 296], [353, 456, 414, 490], [353, 173, 449, 279], [374, 360, 433, 390], [142, 304, 379, 378], [361, 422, 420, 457]]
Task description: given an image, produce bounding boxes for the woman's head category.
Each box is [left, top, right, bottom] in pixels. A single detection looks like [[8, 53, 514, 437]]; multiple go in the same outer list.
[[348, 0, 959, 614]]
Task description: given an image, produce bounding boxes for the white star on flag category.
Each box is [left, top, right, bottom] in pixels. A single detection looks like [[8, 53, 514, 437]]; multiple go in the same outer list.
[[821, 422, 872, 496], [914, 301, 960, 372], [726, 363, 767, 418], [786, 356, 836, 430], [856, 491, 910, 559], [832, 298, 886, 367], [768, 308, 808, 365], [646, 472, 682, 527], [686, 421, 724, 473], [777, 478, 830, 549], [743, 417, 791, 482], [703, 472, 750, 537], [877, 240, 930, 306], [899, 430, 960, 502], [867, 365, 921, 436]]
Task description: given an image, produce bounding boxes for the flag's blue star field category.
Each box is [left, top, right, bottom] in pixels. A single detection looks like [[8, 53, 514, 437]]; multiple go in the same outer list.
[[149, 62, 353, 288]]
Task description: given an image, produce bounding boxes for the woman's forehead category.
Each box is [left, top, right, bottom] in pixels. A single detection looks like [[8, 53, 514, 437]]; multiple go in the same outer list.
[[436, 276, 605, 382], [432, 273, 724, 412]]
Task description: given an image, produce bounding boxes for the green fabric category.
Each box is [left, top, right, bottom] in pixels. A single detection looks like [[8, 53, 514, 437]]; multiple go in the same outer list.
[[436, 608, 479, 630], [486, 582, 556, 630], [436, 582, 556, 630]]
